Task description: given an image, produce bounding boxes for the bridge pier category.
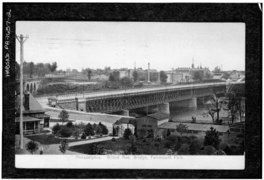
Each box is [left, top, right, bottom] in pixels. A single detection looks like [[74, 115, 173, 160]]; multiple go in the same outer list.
[[158, 102, 170, 114], [121, 110, 129, 116], [172, 97, 197, 108]]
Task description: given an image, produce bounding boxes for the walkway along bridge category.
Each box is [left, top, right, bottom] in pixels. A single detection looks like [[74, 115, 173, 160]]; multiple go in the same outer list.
[[55, 82, 244, 114]]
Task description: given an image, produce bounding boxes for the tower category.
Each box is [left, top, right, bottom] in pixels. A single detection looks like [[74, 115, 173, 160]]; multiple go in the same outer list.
[[192, 58, 195, 69], [147, 62, 150, 83]]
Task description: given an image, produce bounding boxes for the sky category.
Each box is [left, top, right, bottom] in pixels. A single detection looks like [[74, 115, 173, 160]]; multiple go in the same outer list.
[[16, 22, 245, 71]]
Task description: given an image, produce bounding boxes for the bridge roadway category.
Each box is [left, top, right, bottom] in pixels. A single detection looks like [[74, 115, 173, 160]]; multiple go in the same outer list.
[[45, 82, 246, 114], [55, 82, 234, 102]]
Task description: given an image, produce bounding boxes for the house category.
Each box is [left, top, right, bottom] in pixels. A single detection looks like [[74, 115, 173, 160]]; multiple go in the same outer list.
[[16, 93, 50, 134], [158, 122, 230, 137], [135, 112, 169, 138], [113, 117, 135, 137]]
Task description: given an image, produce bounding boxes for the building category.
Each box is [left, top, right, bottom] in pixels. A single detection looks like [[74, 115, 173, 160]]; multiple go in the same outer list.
[[113, 117, 135, 137], [135, 112, 169, 138], [165, 62, 211, 84], [16, 93, 50, 134], [119, 69, 133, 79], [158, 122, 230, 137], [229, 71, 245, 81]]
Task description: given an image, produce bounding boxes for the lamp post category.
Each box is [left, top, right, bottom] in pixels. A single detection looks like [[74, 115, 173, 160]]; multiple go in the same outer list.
[[16, 34, 28, 149]]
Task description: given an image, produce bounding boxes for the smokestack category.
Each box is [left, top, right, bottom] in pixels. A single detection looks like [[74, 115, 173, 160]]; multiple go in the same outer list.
[[148, 62, 150, 82], [24, 93, 30, 111]]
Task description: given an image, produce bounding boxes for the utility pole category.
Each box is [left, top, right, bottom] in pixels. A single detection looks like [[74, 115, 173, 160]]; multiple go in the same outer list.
[[16, 34, 28, 149]]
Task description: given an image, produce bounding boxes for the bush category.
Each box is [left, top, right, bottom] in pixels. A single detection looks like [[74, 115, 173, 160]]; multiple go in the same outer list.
[[204, 127, 221, 149], [165, 135, 178, 149], [72, 128, 80, 139], [87, 144, 105, 154], [100, 123, 109, 135], [125, 143, 138, 155], [189, 139, 202, 155], [26, 141, 39, 154], [66, 121, 74, 128], [123, 128, 132, 139], [52, 123, 61, 135], [204, 145, 217, 155], [165, 149, 173, 155], [84, 123, 95, 136], [81, 133, 87, 140], [178, 143, 190, 155], [167, 129, 171, 137], [59, 127, 73, 138], [129, 135, 137, 143], [112, 138, 116, 141]]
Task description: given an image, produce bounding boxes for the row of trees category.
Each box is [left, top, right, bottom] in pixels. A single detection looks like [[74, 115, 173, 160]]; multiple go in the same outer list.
[[16, 61, 57, 78], [52, 110, 109, 138], [205, 92, 243, 125]]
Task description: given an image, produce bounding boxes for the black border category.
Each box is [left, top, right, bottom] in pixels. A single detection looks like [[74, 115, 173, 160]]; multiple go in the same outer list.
[[2, 3, 262, 178]]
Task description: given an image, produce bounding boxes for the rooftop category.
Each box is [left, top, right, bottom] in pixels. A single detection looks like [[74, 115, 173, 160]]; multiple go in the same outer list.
[[16, 93, 45, 113], [159, 122, 230, 133], [114, 117, 135, 125], [15, 116, 42, 122]]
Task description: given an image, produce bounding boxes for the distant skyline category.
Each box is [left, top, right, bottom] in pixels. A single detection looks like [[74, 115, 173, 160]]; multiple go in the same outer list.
[[16, 22, 245, 71]]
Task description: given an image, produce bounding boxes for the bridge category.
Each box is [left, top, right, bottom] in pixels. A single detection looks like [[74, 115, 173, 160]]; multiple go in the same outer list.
[[51, 82, 244, 115]]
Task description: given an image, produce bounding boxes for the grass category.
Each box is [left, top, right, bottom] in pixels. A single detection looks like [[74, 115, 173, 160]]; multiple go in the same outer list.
[[69, 137, 169, 155], [26, 134, 81, 145]]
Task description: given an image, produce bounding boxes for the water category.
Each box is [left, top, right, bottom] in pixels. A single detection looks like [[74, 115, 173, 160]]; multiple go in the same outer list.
[[170, 105, 227, 123]]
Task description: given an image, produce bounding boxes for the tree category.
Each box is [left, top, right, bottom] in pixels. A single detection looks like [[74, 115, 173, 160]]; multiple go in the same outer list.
[[58, 109, 69, 125], [150, 72, 158, 82], [204, 145, 217, 155], [222, 72, 230, 80], [26, 141, 39, 154], [50, 62, 57, 72], [189, 139, 202, 155], [87, 144, 105, 155], [176, 123, 188, 136], [87, 69, 92, 80], [213, 66, 221, 73], [204, 127, 221, 149], [84, 123, 95, 136], [178, 143, 190, 155], [205, 71, 212, 79], [72, 128, 81, 139], [192, 71, 204, 82], [66, 121, 74, 128], [206, 94, 222, 124], [95, 124, 103, 136], [226, 92, 241, 124], [81, 133, 87, 139], [29, 62, 34, 78], [133, 70, 138, 82], [109, 71, 120, 82], [59, 139, 69, 154], [160, 71, 167, 83], [99, 123, 108, 135], [59, 127, 73, 138], [166, 129, 171, 137], [123, 128, 132, 139], [120, 77, 133, 87], [52, 123, 61, 135]]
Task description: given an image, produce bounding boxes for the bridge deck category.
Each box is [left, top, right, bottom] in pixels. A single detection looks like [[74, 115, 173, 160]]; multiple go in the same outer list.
[[54, 82, 243, 102]]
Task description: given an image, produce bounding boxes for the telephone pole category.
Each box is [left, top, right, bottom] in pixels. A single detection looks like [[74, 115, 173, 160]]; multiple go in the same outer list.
[[16, 34, 28, 149]]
